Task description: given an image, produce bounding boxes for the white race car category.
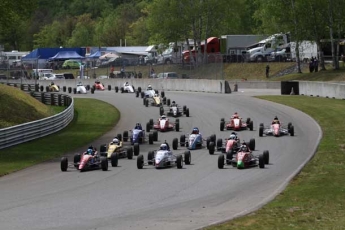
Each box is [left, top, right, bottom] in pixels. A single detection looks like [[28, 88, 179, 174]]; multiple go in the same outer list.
[[76, 82, 87, 94], [121, 82, 135, 93], [141, 85, 156, 98]]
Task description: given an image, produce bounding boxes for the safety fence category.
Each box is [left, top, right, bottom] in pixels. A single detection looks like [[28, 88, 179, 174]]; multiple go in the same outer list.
[[0, 83, 74, 149]]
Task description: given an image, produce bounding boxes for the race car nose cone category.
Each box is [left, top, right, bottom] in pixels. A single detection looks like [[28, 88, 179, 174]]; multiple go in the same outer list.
[[237, 161, 244, 169]]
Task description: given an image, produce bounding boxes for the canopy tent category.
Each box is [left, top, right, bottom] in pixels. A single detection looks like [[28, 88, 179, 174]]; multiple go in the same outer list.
[[99, 52, 120, 60], [88, 51, 102, 59], [22, 48, 86, 60], [49, 51, 85, 60]]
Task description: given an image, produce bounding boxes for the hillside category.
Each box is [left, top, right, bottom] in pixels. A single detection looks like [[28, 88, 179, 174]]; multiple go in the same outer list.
[[0, 84, 56, 128]]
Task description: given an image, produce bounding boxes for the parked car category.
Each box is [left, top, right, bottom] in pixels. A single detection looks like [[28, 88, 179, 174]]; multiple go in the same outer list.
[[62, 60, 83, 69], [156, 72, 179, 79], [62, 73, 75, 79]]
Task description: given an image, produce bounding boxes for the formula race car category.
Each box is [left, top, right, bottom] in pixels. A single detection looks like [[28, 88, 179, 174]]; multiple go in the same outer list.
[[208, 135, 255, 155], [218, 144, 269, 169], [143, 93, 162, 107], [48, 83, 60, 92], [159, 101, 190, 117], [121, 82, 135, 93], [99, 138, 140, 167], [137, 143, 191, 169], [93, 80, 105, 90], [122, 123, 158, 145], [60, 146, 108, 172], [220, 114, 253, 131], [76, 82, 87, 94], [259, 121, 294, 137], [148, 115, 180, 132], [172, 127, 216, 150]]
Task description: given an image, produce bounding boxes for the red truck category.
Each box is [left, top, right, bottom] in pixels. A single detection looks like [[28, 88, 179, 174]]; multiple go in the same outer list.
[[182, 37, 222, 64]]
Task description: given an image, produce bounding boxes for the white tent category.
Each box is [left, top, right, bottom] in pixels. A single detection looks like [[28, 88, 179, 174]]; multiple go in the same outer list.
[[99, 52, 120, 60]]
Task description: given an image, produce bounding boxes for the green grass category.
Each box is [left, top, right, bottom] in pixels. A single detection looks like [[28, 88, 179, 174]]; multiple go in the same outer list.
[[206, 96, 345, 230], [0, 98, 120, 176]]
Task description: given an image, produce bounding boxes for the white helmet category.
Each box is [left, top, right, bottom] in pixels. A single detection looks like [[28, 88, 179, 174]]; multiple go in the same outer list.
[[161, 115, 166, 119], [229, 134, 236, 140], [160, 143, 168, 150], [112, 138, 119, 144]]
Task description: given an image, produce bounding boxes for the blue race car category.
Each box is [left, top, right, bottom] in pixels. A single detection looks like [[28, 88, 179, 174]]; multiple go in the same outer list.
[[123, 123, 158, 145], [172, 127, 216, 150]]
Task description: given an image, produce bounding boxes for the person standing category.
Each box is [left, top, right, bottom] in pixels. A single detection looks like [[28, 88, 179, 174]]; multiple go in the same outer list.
[[266, 64, 270, 78]]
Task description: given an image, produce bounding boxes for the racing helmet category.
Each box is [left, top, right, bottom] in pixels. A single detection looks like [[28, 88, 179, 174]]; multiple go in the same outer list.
[[233, 112, 239, 118], [172, 101, 176, 104], [51, 81, 55, 85], [87, 149, 93, 155], [112, 138, 119, 144], [192, 127, 199, 134], [240, 145, 247, 152], [160, 143, 168, 150], [161, 115, 166, 119], [154, 94, 158, 97], [147, 84, 152, 90], [274, 116, 278, 120], [229, 134, 236, 140], [88, 145, 93, 150], [125, 82, 129, 85]]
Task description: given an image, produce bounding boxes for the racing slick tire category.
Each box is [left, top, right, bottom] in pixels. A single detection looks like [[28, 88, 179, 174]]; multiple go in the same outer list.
[[141, 92, 145, 98], [226, 152, 233, 164], [133, 143, 140, 156], [206, 137, 211, 149], [288, 122, 292, 130], [172, 138, 178, 150], [149, 133, 154, 144], [263, 150, 269, 164], [117, 133, 122, 141], [146, 122, 151, 132], [246, 117, 251, 125], [183, 105, 187, 113], [153, 130, 158, 142], [259, 126, 264, 137], [161, 91, 165, 98], [145, 98, 149, 107], [185, 108, 190, 117], [210, 134, 216, 143], [100, 144, 107, 157], [218, 155, 224, 169], [61, 157, 68, 171], [127, 148, 133, 159], [259, 154, 265, 168], [249, 138, 256, 150], [180, 135, 186, 147], [123, 131, 129, 142], [138, 87, 141, 93], [159, 106, 164, 116], [108, 85, 111, 91], [137, 154, 144, 169], [175, 122, 180, 132], [216, 138, 223, 150], [73, 88, 77, 94], [220, 121, 225, 131], [184, 151, 191, 165], [149, 119, 154, 127], [167, 99, 171, 106], [101, 157, 108, 171], [115, 86, 119, 93], [163, 97, 166, 105], [249, 120, 254, 131], [176, 155, 183, 169], [148, 151, 154, 165], [111, 152, 118, 167], [74, 154, 81, 168], [91, 88, 95, 94], [136, 91, 139, 97], [208, 142, 215, 154], [289, 125, 294, 136], [121, 87, 124, 93]]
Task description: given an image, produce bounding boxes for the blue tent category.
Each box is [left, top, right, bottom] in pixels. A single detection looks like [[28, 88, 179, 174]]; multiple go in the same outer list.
[[88, 51, 102, 59], [22, 48, 86, 60], [49, 51, 85, 60]]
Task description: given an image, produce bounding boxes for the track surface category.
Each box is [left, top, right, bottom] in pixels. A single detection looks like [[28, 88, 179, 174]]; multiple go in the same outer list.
[[0, 89, 321, 230]]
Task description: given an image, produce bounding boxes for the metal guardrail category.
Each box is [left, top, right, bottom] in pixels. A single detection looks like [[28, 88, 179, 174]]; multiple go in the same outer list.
[[0, 83, 74, 149]]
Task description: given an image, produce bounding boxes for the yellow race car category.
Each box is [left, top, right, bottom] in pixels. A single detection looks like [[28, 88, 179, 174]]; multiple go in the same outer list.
[[48, 83, 60, 92], [143, 93, 162, 107], [99, 138, 140, 167]]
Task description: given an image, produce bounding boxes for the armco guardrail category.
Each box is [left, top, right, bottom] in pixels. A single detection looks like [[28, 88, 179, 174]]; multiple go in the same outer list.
[[0, 83, 74, 150]]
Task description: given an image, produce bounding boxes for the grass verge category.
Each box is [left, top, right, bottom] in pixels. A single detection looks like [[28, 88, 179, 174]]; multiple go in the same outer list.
[[206, 95, 345, 230], [0, 98, 120, 176]]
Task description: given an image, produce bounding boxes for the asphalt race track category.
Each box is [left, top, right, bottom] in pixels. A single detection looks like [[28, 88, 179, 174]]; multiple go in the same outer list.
[[0, 89, 321, 230]]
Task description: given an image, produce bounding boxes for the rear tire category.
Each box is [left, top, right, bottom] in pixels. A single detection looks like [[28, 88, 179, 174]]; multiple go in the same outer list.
[[127, 148, 133, 159], [148, 151, 154, 165], [146, 122, 151, 132], [101, 157, 108, 171], [137, 154, 144, 169], [133, 143, 140, 156], [74, 154, 81, 168], [111, 153, 118, 167], [218, 155, 224, 169], [249, 120, 254, 131], [290, 125, 294, 136], [61, 157, 68, 171], [117, 133, 122, 141], [186, 108, 189, 117], [220, 121, 225, 131], [175, 122, 180, 131], [180, 135, 186, 146], [259, 154, 265, 168], [149, 119, 154, 126], [123, 131, 129, 142], [259, 126, 264, 137], [172, 138, 178, 150], [167, 99, 171, 106], [249, 138, 255, 150], [149, 133, 154, 144], [184, 151, 191, 165], [209, 142, 215, 155], [177, 155, 183, 169], [153, 130, 158, 141], [216, 138, 222, 149], [263, 150, 269, 164]]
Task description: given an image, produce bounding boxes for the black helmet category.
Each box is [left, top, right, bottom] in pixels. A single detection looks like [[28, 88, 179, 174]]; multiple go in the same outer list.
[[88, 145, 93, 149], [274, 116, 278, 120]]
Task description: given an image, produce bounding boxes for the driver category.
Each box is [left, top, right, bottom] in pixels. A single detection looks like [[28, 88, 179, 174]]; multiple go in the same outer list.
[[125, 82, 129, 86], [50, 81, 55, 86], [134, 122, 142, 130], [160, 141, 170, 151], [239, 141, 249, 152], [111, 137, 119, 145], [147, 84, 153, 90], [272, 116, 280, 125], [232, 112, 239, 119], [160, 115, 167, 120], [171, 101, 176, 107], [191, 127, 199, 134]]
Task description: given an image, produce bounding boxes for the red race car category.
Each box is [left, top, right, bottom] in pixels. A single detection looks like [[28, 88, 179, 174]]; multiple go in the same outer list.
[[149, 115, 179, 132], [93, 80, 105, 90], [220, 113, 253, 131]]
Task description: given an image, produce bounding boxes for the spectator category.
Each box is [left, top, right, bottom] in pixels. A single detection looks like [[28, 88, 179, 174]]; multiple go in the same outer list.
[[314, 58, 319, 72], [266, 64, 270, 78], [138, 71, 142, 78]]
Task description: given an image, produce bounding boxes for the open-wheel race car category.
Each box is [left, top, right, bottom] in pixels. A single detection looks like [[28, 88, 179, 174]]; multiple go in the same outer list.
[[136, 142, 191, 169], [143, 93, 163, 107], [146, 115, 180, 132], [60, 146, 108, 172], [99, 136, 140, 167], [220, 114, 253, 131], [140, 85, 165, 98], [208, 134, 255, 156], [259, 121, 294, 137], [217, 143, 269, 169], [93, 80, 105, 90], [122, 123, 158, 145], [159, 101, 190, 117], [172, 127, 216, 150]]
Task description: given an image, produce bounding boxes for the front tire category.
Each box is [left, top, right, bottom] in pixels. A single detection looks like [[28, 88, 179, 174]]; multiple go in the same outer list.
[[176, 155, 183, 169], [209, 142, 215, 154], [111, 153, 118, 167], [218, 155, 224, 169], [137, 154, 144, 169], [184, 151, 191, 165], [263, 150, 269, 164], [172, 138, 178, 150], [259, 154, 265, 168], [133, 143, 140, 156], [61, 157, 68, 171], [127, 148, 133, 159]]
